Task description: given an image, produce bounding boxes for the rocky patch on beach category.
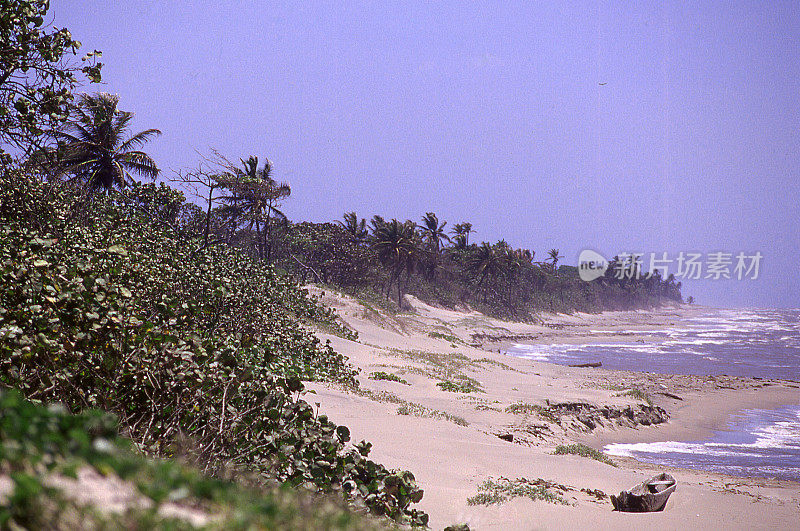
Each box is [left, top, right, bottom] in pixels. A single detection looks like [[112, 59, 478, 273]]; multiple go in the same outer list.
[[510, 401, 669, 437], [549, 402, 669, 431], [498, 401, 670, 446]]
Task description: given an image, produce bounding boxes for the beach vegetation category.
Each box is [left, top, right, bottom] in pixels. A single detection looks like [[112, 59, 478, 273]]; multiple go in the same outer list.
[[462, 396, 503, 412], [0, 0, 103, 159], [591, 382, 630, 392], [338, 211, 368, 243], [271, 214, 683, 319], [342, 385, 406, 405], [381, 349, 485, 393], [418, 212, 450, 280], [437, 380, 481, 393], [42, 93, 161, 192], [0, 169, 427, 524], [371, 219, 418, 305], [466, 478, 571, 506], [369, 371, 410, 385], [505, 403, 559, 423], [616, 388, 654, 406], [396, 403, 469, 426], [428, 330, 464, 345], [546, 248, 563, 273], [0, 389, 395, 529], [553, 444, 617, 466], [472, 357, 517, 371], [450, 222, 474, 249]]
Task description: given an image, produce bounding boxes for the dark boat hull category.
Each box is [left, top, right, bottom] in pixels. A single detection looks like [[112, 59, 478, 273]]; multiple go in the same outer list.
[[611, 473, 676, 512]]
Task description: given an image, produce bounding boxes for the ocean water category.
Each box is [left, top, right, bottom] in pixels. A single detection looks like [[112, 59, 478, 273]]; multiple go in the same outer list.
[[505, 308, 800, 482]]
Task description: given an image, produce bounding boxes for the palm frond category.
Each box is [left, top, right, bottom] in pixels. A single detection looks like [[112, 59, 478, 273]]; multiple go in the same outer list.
[[119, 151, 160, 179], [119, 128, 162, 152], [112, 110, 134, 134]]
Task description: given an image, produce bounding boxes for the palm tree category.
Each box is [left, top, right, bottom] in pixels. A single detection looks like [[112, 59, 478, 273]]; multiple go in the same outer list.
[[338, 212, 368, 243], [419, 212, 450, 252], [466, 242, 506, 301], [547, 248, 563, 274], [369, 215, 387, 238], [217, 156, 290, 261], [53, 93, 161, 192], [371, 219, 418, 305], [419, 212, 450, 279], [451, 222, 473, 249]]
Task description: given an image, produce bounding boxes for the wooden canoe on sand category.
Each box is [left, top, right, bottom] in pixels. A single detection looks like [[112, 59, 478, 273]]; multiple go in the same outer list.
[[610, 473, 676, 512]]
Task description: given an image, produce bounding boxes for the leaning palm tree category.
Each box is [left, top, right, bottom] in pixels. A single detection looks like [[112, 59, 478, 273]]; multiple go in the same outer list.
[[53, 93, 161, 192]]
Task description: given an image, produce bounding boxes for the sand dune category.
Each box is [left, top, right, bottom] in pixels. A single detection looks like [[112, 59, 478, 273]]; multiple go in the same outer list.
[[306, 288, 800, 530]]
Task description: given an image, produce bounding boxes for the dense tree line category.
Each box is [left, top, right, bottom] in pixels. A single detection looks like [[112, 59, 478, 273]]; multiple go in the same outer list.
[[273, 214, 682, 319], [179, 184, 682, 320]]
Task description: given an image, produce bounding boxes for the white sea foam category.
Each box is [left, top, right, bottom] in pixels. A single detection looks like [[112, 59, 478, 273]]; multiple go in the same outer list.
[[603, 441, 763, 459], [663, 338, 727, 346], [749, 415, 800, 449], [605, 407, 800, 464]]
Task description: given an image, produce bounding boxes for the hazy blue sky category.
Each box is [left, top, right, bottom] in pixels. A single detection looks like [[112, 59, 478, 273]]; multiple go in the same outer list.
[[54, 1, 800, 308]]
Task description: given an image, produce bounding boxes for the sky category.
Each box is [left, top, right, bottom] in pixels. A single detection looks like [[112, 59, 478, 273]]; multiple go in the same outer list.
[[53, 1, 800, 308]]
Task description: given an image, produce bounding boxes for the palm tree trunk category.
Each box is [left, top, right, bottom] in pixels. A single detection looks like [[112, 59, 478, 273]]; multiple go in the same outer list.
[[397, 267, 405, 307], [264, 200, 274, 263], [255, 219, 263, 261], [264, 214, 271, 263], [203, 185, 215, 248]]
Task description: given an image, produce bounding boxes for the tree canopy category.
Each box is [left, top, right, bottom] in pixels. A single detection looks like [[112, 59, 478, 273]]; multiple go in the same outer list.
[[50, 93, 161, 191], [0, 0, 102, 160]]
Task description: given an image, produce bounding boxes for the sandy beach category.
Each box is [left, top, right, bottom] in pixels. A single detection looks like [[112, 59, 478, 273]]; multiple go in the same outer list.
[[306, 289, 800, 530]]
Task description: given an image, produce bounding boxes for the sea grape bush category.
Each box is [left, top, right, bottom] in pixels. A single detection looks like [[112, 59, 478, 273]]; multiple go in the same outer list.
[[0, 389, 397, 529], [0, 171, 425, 524]]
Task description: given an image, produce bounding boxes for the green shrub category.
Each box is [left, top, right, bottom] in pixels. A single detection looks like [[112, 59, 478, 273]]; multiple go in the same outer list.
[[553, 444, 616, 466], [615, 388, 653, 406], [0, 173, 426, 525], [428, 331, 463, 345], [436, 380, 480, 393], [504, 403, 558, 422], [369, 372, 409, 385], [466, 478, 570, 506], [396, 403, 468, 426], [0, 389, 393, 529]]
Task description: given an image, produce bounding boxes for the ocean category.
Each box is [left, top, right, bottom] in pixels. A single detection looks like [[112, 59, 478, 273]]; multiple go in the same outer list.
[[505, 308, 800, 482]]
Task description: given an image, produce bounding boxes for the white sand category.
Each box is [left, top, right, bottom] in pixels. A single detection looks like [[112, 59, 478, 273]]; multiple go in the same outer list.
[[307, 289, 800, 530]]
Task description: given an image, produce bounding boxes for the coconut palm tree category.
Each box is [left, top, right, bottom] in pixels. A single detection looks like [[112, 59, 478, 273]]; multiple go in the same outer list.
[[369, 215, 387, 238], [371, 219, 418, 305], [466, 242, 507, 302], [547, 248, 563, 274], [451, 222, 474, 249], [217, 156, 290, 261], [52, 93, 161, 192], [338, 212, 368, 243], [419, 212, 450, 279], [419, 212, 450, 252]]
